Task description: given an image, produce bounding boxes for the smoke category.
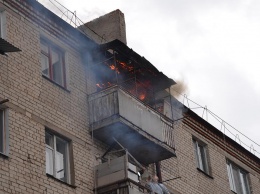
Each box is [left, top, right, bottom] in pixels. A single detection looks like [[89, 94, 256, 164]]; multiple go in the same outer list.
[[170, 79, 188, 99]]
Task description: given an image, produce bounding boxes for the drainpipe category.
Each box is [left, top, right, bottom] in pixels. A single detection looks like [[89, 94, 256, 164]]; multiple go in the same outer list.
[[155, 162, 162, 183]]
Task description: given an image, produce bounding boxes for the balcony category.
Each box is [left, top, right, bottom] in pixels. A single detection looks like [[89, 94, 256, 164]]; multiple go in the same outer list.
[[88, 86, 175, 165], [94, 152, 150, 194]]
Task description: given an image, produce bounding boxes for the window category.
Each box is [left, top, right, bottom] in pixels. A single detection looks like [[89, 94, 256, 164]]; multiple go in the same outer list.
[[45, 131, 71, 183], [0, 109, 9, 156], [41, 39, 66, 87], [0, 11, 3, 37], [193, 139, 210, 174], [227, 160, 250, 194], [0, 10, 6, 39]]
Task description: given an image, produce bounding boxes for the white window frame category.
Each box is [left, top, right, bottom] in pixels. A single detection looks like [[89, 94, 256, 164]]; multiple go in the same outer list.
[[193, 138, 210, 174], [45, 131, 71, 184], [40, 38, 67, 88], [0, 9, 6, 39], [0, 108, 9, 156], [226, 160, 250, 194]]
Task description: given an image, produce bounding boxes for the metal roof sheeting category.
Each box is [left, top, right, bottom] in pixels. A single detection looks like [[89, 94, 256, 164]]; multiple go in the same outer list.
[[0, 38, 21, 55], [98, 39, 176, 91]]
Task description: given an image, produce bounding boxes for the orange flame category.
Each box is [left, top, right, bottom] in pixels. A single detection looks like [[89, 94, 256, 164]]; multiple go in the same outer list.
[[106, 60, 135, 74], [110, 65, 116, 70], [139, 94, 146, 100], [108, 64, 120, 74], [96, 82, 114, 89], [97, 60, 153, 99], [117, 60, 134, 72]]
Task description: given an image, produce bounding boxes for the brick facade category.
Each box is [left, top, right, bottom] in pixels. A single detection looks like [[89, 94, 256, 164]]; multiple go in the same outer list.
[[0, 0, 259, 194]]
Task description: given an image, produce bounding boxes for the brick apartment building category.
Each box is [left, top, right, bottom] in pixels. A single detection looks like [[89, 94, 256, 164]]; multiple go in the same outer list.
[[0, 0, 259, 193]]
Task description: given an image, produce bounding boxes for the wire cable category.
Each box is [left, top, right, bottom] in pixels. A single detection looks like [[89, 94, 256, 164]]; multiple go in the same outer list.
[[172, 88, 260, 157], [48, 0, 107, 42]]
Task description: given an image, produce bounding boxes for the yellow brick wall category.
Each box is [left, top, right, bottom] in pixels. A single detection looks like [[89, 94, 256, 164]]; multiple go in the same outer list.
[[0, 1, 259, 194], [0, 2, 105, 193], [161, 121, 260, 194]]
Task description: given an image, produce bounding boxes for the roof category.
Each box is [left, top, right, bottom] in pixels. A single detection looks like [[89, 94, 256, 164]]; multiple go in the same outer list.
[[0, 38, 21, 55], [184, 107, 260, 173], [6, 0, 97, 51], [98, 39, 176, 91]]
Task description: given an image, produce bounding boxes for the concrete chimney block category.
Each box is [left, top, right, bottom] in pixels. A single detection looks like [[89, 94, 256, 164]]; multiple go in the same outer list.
[[81, 9, 127, 45]]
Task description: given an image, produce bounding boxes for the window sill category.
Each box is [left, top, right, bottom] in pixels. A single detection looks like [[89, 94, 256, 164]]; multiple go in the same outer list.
[[46, 174, 76, 188], [0, 152, 9, 159], [42, 75, 70, 93], [196, 168, 213, 179]]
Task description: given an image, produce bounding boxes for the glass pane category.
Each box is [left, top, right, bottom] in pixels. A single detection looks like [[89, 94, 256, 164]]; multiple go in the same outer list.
[[51, 49, 64, 86], [46, 146, 54, 175], [199, 145, 208, 173], [240, 171, 250, 194], [227, 163, 235, 191], [0, 12, 2, 38], [0, 11, 4, 38], [232, 165, 242, 194], [55, 137, 68, 182], [193, 140, 199, 167], [41, 54, 50, 77], [45, 132, 53, 148], [0, 110, 3, 153]]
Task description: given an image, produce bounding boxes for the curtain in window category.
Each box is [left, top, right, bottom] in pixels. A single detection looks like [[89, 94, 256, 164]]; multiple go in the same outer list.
[[46, 146, 53, 175], [52, 49, 64, 86]]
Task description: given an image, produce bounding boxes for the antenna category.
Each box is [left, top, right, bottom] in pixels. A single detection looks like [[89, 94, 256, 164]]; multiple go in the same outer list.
[[38, 0, 107, 42]]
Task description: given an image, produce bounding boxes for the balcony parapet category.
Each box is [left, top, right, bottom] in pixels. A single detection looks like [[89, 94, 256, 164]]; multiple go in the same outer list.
[[88, 86, 175, 164]]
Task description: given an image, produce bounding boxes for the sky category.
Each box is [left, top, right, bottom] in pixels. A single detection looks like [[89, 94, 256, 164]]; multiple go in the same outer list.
[[38, 0, 260, 157]]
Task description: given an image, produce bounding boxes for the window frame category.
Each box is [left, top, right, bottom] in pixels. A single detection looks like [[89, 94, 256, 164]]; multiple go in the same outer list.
[[45, 130, 71, 184], [40, 38, 67, 88], [0, 108, 9, 156], [0, 9, 6, 39], [226, 160, 251, 194], [193, 138, 210, 175]]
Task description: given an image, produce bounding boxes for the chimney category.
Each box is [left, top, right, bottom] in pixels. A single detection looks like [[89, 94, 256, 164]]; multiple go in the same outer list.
[[80, 9, 127, 45]]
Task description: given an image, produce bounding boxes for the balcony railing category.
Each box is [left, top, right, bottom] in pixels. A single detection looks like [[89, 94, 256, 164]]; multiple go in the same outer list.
[[94, 151, 151, 194]]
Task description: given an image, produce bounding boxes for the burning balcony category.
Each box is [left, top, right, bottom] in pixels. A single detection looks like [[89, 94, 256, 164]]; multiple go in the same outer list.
[[89, 39, 178, 164]]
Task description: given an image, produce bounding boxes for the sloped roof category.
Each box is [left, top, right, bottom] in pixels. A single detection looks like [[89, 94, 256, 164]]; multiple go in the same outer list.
[[0, 38, 21, 55], [99, 39, 176, 91]]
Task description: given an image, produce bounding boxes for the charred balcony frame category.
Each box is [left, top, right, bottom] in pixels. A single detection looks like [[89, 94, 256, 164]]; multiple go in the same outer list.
[[88, 40, 181, 164], [90, 40, 178, 119]]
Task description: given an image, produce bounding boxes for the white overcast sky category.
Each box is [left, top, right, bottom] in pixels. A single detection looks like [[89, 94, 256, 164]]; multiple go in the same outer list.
[[38, 0, 260, 157]]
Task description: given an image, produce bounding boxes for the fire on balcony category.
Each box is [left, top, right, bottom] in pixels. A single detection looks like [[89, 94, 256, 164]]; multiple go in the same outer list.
[[88, 39, 182, 165], [91, 39, 175, 105]]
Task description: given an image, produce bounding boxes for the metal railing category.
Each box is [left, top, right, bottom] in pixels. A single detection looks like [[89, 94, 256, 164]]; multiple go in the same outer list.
[[89, 86, 175, 148]]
